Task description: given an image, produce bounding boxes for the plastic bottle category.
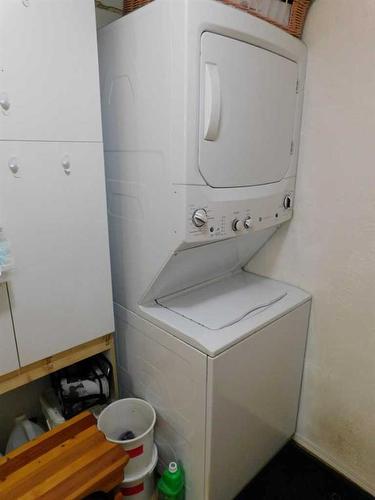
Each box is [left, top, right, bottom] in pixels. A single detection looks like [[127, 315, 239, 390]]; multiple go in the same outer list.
[[6, 415, 44, 454], [157, 462, 185, 500]]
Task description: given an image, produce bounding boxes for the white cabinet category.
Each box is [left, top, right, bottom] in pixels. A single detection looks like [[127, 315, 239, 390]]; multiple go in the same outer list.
[[0, 0, 102, 142], [199, 33, 298, 188], [0, 283, 19, 375], [0, 0, 113, 372], [0, 141, 114, 366]]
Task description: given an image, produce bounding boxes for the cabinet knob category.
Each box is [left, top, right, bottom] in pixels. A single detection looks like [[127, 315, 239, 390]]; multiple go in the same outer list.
[[62, 156, 71, 175], [0, 94, 10, 112], [8, 158, 19, 175]]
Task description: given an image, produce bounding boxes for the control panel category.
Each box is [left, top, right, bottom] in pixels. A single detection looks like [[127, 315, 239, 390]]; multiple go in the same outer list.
[[188, 204, 260, 240], [183, 179, 295, 245]]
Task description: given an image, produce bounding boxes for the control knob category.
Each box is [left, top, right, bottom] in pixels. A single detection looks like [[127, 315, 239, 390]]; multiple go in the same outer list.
[[283, 194, 293, 209], [244, 217, 253, 229], [192, 208, 208, 228], [232, 219, 244, 232]]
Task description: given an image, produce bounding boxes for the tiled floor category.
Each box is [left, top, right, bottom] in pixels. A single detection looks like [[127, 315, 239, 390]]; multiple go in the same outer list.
[[235, 441, 373, 500]]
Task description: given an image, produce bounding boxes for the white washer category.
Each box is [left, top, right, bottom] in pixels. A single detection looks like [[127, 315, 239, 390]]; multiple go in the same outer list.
[[115, 274, 310, 500], [98, 1, 310, 498]]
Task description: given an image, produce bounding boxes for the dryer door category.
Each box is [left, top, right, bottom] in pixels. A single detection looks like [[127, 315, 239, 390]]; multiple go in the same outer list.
[[199, 33, 298, 188]]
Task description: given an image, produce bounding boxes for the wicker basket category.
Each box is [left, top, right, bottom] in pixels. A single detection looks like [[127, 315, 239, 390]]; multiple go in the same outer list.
[[123, 0, 152, 15], [122, 0, 311, 38]]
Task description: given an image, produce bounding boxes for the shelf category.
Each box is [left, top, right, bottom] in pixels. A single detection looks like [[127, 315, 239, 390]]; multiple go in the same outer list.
[[0, 333, 117, 396], [0, 411, 128, 497]]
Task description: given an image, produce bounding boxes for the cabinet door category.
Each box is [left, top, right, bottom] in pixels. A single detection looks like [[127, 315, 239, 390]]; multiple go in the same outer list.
[[0, 0, 102, 142], [0, 283, 19, 375], [199, 32, 298, 188], [0, 141, 114, 366]]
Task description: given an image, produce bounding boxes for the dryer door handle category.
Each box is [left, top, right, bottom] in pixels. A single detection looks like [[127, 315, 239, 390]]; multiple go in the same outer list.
[[204, 63, 221, 141]]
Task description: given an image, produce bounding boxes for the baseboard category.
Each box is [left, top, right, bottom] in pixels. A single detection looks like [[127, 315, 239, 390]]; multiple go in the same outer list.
[[294, 433, 375, 497]]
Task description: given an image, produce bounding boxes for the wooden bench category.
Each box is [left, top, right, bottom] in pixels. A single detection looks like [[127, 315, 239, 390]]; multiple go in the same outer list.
[[0, 411, 128, 499]]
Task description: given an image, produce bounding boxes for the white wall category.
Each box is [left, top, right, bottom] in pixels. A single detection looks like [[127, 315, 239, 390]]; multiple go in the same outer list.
[[247, 0, 375, 494]]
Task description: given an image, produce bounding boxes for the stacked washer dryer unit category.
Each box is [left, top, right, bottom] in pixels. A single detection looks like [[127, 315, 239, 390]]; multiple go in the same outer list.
[[99, 1, 310, 499]]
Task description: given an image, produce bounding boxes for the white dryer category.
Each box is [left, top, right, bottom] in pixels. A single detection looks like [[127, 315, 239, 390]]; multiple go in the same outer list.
[[98, 1, 310, 498]]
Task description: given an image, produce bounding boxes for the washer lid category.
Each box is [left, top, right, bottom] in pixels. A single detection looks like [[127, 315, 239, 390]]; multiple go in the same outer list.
[[157, 272, 287, 330]]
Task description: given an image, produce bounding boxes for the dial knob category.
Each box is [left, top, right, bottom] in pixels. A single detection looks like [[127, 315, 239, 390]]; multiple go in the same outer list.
[[192, 209, 208, 228], [244, 217, 253, 229], [232, 219, 244, 232], [283, 194, 293, 209]]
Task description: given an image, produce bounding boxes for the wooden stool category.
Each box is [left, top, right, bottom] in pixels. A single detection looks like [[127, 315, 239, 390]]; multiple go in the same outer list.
[[0, 411, 129, 499]]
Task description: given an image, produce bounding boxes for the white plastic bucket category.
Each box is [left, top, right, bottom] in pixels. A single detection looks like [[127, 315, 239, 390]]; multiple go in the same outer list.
[[119, 445, 158, 499], [97, 398, 156, 477]]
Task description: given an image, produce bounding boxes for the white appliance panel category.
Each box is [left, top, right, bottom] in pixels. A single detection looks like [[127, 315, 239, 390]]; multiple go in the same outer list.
[[114, 306, 207, 500], [183, 179, 295, 246], [205, 301, 310, 500], [0, 141, 114, 365], [0, 283, 19, 375], [199, 32, 298, 188], [0, 0, 102, 142]]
